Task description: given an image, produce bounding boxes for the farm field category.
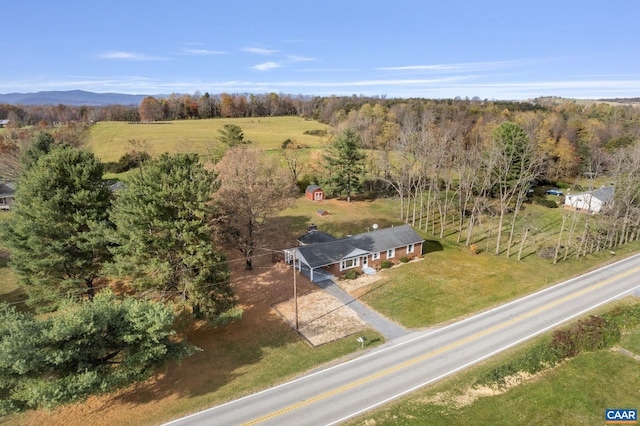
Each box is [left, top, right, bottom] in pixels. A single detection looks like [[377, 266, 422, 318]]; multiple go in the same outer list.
[[82, 116, 330, 162]]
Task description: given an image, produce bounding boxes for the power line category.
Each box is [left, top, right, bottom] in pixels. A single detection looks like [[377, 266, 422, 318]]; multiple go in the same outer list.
[[1, 247, 290, 308]]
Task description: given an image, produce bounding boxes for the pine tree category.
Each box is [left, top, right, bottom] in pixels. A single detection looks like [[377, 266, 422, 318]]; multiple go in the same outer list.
[[0, 291, 193, 414], [108, 153, 234, 318], [323, 128, 366, 202], [2, 144, 111, 310]]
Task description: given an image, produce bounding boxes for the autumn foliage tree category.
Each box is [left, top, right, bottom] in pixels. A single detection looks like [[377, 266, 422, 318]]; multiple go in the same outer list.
[[139, 96, 163, 122]]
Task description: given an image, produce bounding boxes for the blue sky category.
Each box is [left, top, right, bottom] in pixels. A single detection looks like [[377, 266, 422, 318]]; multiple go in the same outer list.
[[2, 1, 639, 99]]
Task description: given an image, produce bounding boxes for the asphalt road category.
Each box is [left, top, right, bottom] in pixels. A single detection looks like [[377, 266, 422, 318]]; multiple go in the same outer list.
[[165, 253, 640, 426]]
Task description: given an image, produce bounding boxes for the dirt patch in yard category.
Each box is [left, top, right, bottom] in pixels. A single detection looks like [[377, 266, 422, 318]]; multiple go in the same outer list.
[[273, 290, 368, 346]]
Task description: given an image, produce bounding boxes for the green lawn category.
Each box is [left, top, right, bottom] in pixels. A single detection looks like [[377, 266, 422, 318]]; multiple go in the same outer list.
[[83, 117, 330, 162]]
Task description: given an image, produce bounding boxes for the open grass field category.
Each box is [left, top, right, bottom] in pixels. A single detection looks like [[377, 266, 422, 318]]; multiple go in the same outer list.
[[82, 116, 330, 162]]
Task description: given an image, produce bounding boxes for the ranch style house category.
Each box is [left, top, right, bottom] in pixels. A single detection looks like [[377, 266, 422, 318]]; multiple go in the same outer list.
[[564, 186, 614, 214], [286, 224, 424, 282]]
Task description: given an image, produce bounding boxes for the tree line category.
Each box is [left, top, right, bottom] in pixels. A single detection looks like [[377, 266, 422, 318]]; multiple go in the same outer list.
[[314, 99, 640, 261]]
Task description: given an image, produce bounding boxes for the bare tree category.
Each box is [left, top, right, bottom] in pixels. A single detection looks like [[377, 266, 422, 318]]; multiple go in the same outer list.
[[214, 147, 297, 270]]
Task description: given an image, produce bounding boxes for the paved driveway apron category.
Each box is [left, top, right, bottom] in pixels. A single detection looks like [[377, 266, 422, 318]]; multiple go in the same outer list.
[[314, 278, 409, 340]]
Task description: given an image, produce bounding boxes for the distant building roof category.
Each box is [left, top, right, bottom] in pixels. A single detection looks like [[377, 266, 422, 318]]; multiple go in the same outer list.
[[305, 184, 322, 193], [589, 186, 615, 203], [0, 183, 15, 197], [297, 230, 339, 245]]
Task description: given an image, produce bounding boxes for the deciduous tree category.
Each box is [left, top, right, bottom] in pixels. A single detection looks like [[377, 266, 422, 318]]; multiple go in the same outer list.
[[139, 96, 163, 122], [215, 147, 297, 270]]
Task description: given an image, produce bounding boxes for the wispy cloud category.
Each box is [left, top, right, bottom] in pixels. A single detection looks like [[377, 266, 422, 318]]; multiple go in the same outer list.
[[286, 55, 315, 62], [242, 47, 278, 55], [378, 59, 538, 72], [4, 74, 640, 101], [99, 51, 170, 61], [253, 62, 283, 71], [182, 48, 226, 55]]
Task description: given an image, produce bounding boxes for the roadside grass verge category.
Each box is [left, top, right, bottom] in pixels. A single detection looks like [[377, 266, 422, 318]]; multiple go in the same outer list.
[[347, 302, 640, 426], [82, 117, 330, 162], [348, 350, 640, 425], [621, 329, 640, 354]]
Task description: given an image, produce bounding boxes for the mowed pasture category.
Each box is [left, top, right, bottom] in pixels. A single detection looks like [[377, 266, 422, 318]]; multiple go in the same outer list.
[[82, 116, 330, 162]]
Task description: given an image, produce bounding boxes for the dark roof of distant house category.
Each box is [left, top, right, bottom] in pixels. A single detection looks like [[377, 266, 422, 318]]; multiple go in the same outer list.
[[295, 224, 424, 269], [305, 184, 322, 193], [0, 183, 15, 197], [590, 186, 614, 202], [297, 230, 339, 245], [568, 185, 614, 203]]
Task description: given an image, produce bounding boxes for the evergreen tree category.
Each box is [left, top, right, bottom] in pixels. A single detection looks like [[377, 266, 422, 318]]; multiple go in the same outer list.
[[323, 128, 366, 202], [2, 144, 111, 310], [217, 124, 249, 147], [108, 153, 234, 318], [0, 291, 193, 414], [21, 131, 55, 171]]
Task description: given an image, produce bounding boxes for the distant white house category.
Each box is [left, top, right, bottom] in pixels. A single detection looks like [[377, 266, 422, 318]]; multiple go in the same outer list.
[[564, 186, 614, 214], [0, 119, 9, 128]]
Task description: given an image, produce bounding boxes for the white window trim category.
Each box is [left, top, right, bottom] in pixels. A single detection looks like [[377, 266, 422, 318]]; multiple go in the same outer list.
[[406, 243, 414, 254], [372, 252, 380, 261], [340, 257, 360, 271], [387, 248, 395, 259]]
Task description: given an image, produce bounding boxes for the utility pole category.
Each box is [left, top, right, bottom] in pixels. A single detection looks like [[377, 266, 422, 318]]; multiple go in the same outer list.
[[293, 251, 299, 330]]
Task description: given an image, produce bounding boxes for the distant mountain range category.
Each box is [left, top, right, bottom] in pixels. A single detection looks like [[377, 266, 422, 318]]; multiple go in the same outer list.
[[0, 90, 153, 106]]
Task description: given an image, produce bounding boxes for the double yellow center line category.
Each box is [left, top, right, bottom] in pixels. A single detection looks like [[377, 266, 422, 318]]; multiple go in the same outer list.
[[243, 265, 640, 425]]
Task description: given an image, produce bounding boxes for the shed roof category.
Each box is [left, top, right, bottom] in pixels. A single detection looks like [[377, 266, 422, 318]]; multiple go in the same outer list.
[[305, 184, 322, 193]]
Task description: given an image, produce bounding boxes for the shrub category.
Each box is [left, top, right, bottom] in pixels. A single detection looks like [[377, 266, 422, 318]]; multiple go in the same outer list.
[[475, 341, 561, 388], [550, 315, 620, 358], [537, 198, 558, 208], [380, 260, 392, 269], [344, 270, 358, 280], [104, 151, 151, 173], [296, 174, 315, 193], [303, 129, 327, 136], [400, 256, 410, 263]]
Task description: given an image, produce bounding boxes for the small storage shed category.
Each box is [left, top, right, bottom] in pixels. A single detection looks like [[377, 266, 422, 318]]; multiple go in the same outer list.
[[305, 184, 325, 201]]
